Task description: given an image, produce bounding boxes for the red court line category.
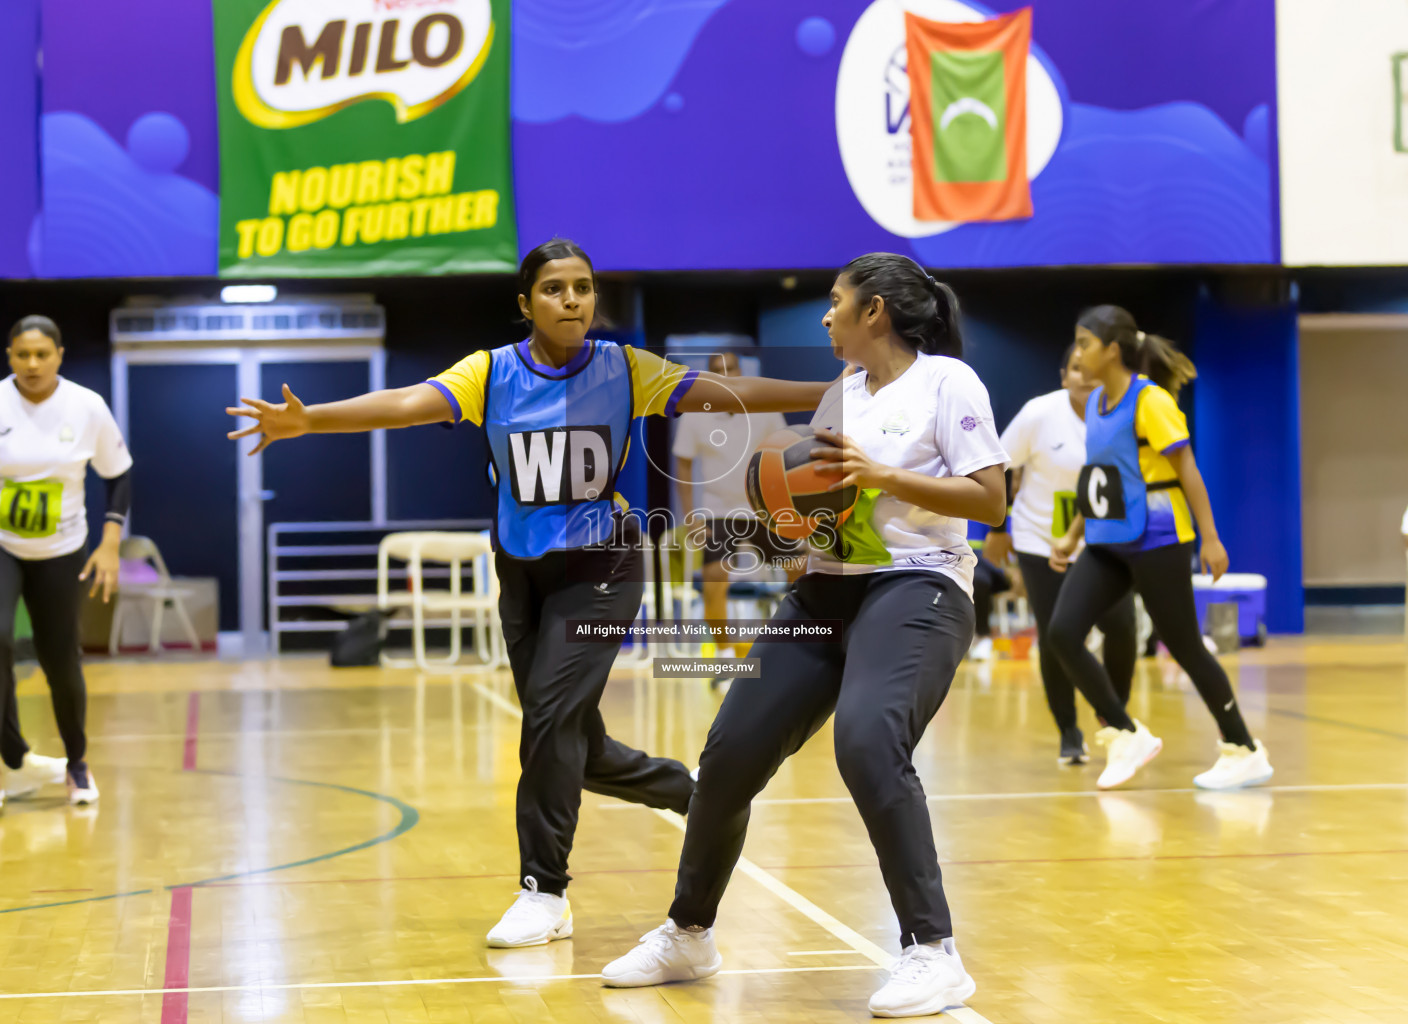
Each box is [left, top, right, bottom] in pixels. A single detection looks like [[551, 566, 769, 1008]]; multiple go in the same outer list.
[[30, 889, 93, 894], [160, 887, 192, 1024], [196, 867, 676, 889], [182, 694, 200, 772]]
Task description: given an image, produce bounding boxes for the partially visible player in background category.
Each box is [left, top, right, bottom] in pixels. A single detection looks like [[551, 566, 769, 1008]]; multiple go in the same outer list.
[[1, 316, 131, 809], [673, 351, 805, 685], [984, 342, 1137, 765], [602, 254, 1007, 1019], [965, 520, 1010, 662], [1046, 306, 1272, 791]]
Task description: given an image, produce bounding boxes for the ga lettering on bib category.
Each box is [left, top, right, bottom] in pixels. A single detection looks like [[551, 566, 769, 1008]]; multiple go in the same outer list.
[[0, 479, 63, 539]]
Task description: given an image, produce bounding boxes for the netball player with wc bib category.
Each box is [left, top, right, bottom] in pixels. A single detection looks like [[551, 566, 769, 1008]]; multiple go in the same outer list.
[[227, 239, 834, 948], [1046, 306, 1273, 792], [602, 254, 1007, 1019]]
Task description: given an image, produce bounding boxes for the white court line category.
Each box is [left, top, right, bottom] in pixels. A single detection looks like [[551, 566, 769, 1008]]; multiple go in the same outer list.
[[470, 681, 524, 720], [788, 949, 869, 957], [0, 965, 880, 1001], [464, 681, 995, 1024]]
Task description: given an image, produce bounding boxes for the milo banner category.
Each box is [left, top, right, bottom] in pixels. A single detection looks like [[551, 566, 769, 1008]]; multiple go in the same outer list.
[[213, 0, 516, 277]]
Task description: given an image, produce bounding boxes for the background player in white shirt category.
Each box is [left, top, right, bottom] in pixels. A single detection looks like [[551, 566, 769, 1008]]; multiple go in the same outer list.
[[673, 351, 804, 669], [0, 316, 132, 808], [985, 343, 1137, 765], [604, 254, 1007, 1018]]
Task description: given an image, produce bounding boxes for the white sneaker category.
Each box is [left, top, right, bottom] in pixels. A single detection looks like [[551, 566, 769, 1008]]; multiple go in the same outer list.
[[486, 877, 572, 948], [601, 920, 722, 987], [969, 636, 994, 662], [868, 938, 976, 1018], [5, 752, 68, 799], [1095, 720, 1162, 790], [66, 764, 99, 806], [1194, 739, 1273, 790]]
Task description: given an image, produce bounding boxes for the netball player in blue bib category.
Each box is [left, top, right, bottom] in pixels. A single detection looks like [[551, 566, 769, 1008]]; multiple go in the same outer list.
[[228, 239, 833, 948], [1045, 306, 1273, 792], [602, 255, 1008, 1018]]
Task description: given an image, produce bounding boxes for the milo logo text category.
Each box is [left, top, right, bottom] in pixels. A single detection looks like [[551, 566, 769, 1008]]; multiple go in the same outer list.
[[234, 0, 494, 129]]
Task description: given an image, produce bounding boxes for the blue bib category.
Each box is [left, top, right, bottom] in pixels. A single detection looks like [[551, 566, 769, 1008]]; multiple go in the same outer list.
[[483, 340, 635, 558], [1078, 377, 1152, 546]]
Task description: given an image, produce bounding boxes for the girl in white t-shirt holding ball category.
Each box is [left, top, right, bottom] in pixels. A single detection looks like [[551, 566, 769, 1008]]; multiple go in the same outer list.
[[602, 254, 1008, 1019]]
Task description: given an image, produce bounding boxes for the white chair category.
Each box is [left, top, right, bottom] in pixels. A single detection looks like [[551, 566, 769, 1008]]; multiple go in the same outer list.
[[108, 536, 202, 655], [377, 531, 504, 673]]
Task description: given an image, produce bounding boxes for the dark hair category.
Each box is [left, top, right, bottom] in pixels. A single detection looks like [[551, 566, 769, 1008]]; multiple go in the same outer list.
[[839, 253, 963, 359], [1059, 340, 1077, 374], [1076, 304, 1195, 397], [8, 315, 62, 349], [517, 237, 604, 330], [519, 238, 595, 298]]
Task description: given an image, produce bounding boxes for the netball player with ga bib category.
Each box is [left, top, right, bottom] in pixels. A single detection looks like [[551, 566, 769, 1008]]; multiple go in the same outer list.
[[0, 317, 132, 808]]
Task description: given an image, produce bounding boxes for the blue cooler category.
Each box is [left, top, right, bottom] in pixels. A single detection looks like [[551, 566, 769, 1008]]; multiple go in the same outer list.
[[1192, 573, 1268, 646]]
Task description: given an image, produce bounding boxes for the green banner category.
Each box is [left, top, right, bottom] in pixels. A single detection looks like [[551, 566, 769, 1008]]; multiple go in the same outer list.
[[214, 0, 516, 277]]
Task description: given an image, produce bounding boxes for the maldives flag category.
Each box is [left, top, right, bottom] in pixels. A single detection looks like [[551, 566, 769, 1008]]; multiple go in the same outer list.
[[906, 8, 1033, 223]]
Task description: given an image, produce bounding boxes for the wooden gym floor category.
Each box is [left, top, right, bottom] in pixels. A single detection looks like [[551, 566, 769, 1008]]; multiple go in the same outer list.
[[1, 637, 1406, 1023]]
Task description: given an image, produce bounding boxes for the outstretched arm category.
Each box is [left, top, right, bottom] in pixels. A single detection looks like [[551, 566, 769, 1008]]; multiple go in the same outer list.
[[675, 372, 835, 415], [227, 382, 453, 455]]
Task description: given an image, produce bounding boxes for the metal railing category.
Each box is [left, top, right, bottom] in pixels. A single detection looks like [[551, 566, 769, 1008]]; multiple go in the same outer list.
[[267, 519, 491, 654]]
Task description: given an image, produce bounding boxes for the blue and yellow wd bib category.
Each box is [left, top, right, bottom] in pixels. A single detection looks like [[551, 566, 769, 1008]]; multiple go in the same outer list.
[[429, 340, 697, 559]]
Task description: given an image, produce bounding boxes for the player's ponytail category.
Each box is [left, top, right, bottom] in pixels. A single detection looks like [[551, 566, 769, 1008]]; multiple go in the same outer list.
[[1076, 305, 1195, 398], [7, 314, 62, 349], [840, 253, 964, 360]]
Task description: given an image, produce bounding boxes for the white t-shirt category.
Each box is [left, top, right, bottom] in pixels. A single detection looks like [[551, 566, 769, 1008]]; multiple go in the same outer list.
[[0, 377, 132, 559], [805, 354, 1008, 598], [673, 409, 787, 517], [1000, 389, 1088, 558]]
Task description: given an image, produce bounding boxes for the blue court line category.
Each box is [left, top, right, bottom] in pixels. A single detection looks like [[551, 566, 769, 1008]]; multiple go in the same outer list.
[[0, 771, 420, 915], [0, 889, 153, 916], [176, 770, 420, 889]]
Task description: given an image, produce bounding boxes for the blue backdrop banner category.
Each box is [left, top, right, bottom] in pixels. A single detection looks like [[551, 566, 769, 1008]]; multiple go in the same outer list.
[[0, 0, 40, 278], [14, 0, 1280, 277]]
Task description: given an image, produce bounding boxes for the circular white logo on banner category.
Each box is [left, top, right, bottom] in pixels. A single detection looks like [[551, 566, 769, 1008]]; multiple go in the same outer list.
[[235, 0, 495, 129], [835, 0, 1064, 239]]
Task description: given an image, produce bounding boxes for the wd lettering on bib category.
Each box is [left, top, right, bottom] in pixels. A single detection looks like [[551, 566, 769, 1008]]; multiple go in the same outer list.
[[507, 427, 613, 506], [483, 341, 640, 557]]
